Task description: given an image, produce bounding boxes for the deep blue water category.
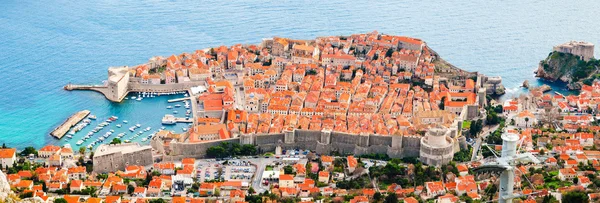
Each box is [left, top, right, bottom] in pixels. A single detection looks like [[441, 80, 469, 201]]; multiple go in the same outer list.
[[1, 0, 599, 149]]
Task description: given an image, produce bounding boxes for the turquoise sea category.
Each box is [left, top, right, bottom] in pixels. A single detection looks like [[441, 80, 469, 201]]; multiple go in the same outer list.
[[1, 0, 599, 149]]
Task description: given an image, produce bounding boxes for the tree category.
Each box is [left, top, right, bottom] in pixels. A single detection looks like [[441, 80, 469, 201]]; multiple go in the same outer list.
[[373, 192, 383, 201], [562, 190, 589, 203], [283, 165, 295, 175], [525, 117, 530, 128], [384, 192, 398, 203], [439, 96, 446, 110], [248, 187, 256, 194], [55, 198, 68, 203], [148, 199, 167, 203], [128, 184, 135, 194], [79, 147, 86, 155], [385, 48, 394, 58], [110, 138, 122, 145], [19, 146, 37, 156]]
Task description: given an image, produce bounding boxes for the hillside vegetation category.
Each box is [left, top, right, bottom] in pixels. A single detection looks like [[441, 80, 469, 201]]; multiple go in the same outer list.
[[536, 51, 599, 89]]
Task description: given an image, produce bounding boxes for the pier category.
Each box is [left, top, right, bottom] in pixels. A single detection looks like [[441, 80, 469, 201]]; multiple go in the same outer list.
[[51, 110, 91, 139], [167, 97, 190, 103], [162, 114, 193, 124]]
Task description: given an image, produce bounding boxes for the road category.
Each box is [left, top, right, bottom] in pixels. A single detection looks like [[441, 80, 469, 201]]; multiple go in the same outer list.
[[471, 124, 499, 161]]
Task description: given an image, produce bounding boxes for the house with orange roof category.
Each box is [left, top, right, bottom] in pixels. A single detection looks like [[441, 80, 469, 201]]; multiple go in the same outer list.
[[63, 195, 80, 203], [119, 165, 146, 179], [349, 195, 369, 203], [230, 189, 246, 203], [147, 178, 164, 197], [425, 181, 445, 198], [199, 183, 216, 196], [347, 156, 358, 173], [133, 187, 146, 197], [112, 183, 127, 194], [153, 162, 176, 175], [321, 156, 334, 167], [39, 145, 61, 158], [0, 148, 17, 167], [13, 179, 33, 190], [515, 110, 536, 128], [70, 179, 83, 192], [279, 174, 295, 188], [105, 196, 121, 203], [67, 166, 87, 180], [318, 171, 330, 184], [436, 194, 458, 203], [559, 168, 577, 181], [188, 124, 230, 143]]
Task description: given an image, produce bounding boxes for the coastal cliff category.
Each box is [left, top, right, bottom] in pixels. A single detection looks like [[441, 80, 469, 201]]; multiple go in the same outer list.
[[535, 51, 599, 90]]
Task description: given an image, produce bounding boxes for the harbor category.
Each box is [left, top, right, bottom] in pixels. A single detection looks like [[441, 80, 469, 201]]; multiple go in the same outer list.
[[50, 110, 91, 139], [54, 92, 194, 150]]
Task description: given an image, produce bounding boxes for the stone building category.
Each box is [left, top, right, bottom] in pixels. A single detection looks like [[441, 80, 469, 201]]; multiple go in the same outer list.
[[553, 41, 595, 61], [107, 66, 130, 102], [419, 127, 455, 166], [93, 143, 153, 173]]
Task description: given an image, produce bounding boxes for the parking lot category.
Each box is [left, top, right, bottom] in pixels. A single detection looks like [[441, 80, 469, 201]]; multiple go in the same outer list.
[[196, 160, 256, 182]]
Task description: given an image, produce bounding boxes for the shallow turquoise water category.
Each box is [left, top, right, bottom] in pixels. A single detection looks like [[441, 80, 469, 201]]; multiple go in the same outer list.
[[0, 0, 599, 149]]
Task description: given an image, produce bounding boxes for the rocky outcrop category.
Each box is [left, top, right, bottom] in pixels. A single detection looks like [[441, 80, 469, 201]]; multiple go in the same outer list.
[[539, 84, 552, 92], [0, 170, 14, 202], [522, 80, 529, 89], [535, 51, 599, 88]]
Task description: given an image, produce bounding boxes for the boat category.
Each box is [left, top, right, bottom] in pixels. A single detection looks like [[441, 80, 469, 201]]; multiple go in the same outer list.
[[136, 124, 141, 128], [110, 129, 115, 133], [131, 96, 136, 99], [173, 111, 178, 114], [138, 131, 143, 134], [175, 104, 181, 108], [185, 104, 190, 109], [89, 115, 97, 120], [124, 140, 131, 143], [76, 140, 83, 145], [182, 127, 188, 131], [129, 127, 136, 132], [141, 138, 148, 142], [66, 135, 73, 138], [99, 137, 105, 141], [123, 120, 128, 124], [144, 127, 151, 131], [160, 127, 166, 130], [136, 97, 142, 101], [167, 106, 173, 109], [116, 124, 122, 128], [184, 93, 188, 97]]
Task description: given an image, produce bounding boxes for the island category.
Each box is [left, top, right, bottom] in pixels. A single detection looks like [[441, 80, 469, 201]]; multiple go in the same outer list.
[[536, 41, 599, 90]]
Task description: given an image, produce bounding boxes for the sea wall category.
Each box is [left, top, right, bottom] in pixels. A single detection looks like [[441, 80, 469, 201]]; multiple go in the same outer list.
[[164, 129, 425, 161]]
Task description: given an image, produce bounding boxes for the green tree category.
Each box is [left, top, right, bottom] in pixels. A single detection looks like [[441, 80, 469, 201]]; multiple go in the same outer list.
[[110, 138, 122, 144], [19, 146, 38, 156], [384, 192, 398, 203], [148, 198, 167, 203], [128, 184, 135, 194], [79, 147, 86, 155], [562, 190, 589, 203], [374, 192, 383, 202], [55, 198, 68, 203]]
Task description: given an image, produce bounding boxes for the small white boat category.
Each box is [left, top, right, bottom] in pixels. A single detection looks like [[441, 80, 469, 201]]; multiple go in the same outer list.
[[182, 127, 188, 131], [76, 140, 83, 145], [110, 129, 115, 133], [138, 131, 143, 134], [167, 106, 173, 109], [136, 124, 141, 128], [131, 96, 136, 99], [123, 120, 128, 124], [99, 137, 105, 141], [175, 104, 181, 108], [160, 127, 166, 130], [129, 127, 135, 132], [66, 135, 73, 138], [136, 97, 142, 101], [124, 140, 131, 143], [141, 138, 148, 142], [144, 127, 151, 131], [116, 124, 122, 128], [173, 111, 178, 114], [89, 115, 97, 120]]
